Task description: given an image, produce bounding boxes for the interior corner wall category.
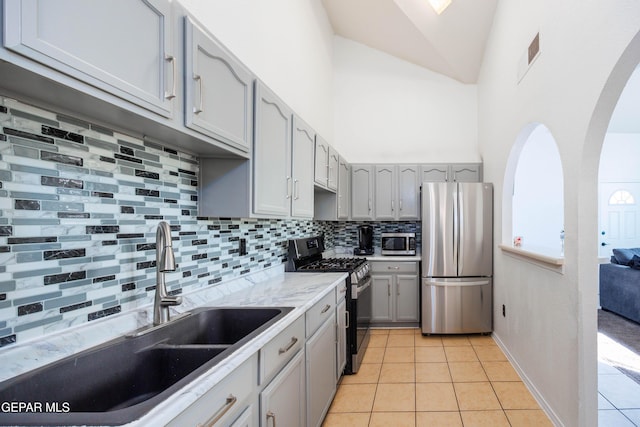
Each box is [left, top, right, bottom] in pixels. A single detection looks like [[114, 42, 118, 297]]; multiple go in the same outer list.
[[332, 36, 479, 164], [178, 0, 334, 140], [477, 1, 640, 426]]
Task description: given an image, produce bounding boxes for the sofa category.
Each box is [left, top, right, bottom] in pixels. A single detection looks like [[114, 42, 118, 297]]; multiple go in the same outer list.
[[600, 248, 640, 324]]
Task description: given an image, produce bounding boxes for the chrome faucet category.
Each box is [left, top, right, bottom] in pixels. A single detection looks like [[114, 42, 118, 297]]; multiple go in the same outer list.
[[153, 221, 182, 326]]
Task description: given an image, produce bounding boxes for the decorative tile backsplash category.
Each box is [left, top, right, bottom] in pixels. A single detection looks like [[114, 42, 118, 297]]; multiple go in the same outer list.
[[0, 96, 333, 347]]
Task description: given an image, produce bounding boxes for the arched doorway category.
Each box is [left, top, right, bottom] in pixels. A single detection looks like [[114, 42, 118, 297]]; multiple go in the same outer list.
[[579, 29, 640, 427]]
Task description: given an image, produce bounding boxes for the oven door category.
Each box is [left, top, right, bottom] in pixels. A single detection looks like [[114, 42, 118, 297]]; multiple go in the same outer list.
[[352, 276, 372, 373]]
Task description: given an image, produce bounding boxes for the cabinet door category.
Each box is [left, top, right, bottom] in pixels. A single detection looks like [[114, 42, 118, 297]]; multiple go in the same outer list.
[[336, 298, 347, 380], [374, 165, 396, 220], [351, 165, 374, 220], [337, 158, 350, 220], [420, 164, 449, 182], [398, 165, 420, 220], [314, 136, 330, 187], [4, 0, 174, 117], [371, 275, 393, 323], [185, 17, 253, 152], [451, 164, 482, 182], [261, 350, 306, 427], [306, 318, 337, 427], [230, 405, 255, 427], [328, 147, 340, 191], [253, 81, 292, 217], [291, 116, 315, 218], [395, 275, 420, 322]]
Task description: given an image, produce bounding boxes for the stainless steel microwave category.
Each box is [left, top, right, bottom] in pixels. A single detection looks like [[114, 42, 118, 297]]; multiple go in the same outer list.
[[381, 232, 416, 255]]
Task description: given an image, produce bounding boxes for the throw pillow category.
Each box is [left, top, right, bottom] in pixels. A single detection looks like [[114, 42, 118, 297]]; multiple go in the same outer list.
[[613, 248, 638, 266], [631, 255, 640, 270]]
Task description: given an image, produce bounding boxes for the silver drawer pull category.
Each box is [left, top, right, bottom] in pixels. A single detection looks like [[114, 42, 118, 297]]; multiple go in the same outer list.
[[321, 304, 331, 314], [200, 394, 237, 427], [278, 336, 298, 354], [388, 266, 400, 270], [165, 54, 176, 100], [339, 287, 346, 293], [267, 411, 277, 427], [193, 74, 204, 114]]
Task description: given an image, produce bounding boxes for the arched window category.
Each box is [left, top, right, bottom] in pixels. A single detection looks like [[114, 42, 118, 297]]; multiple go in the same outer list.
[[503, 123, 565, 255], [608, 190, 635, 205]]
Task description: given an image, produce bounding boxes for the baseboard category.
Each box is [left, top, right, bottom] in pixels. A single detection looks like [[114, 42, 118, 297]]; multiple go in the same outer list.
[[491, 332, 564, 427]]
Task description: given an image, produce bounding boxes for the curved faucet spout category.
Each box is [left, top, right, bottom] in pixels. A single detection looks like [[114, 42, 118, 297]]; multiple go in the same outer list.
[[153, 221, 182, 326]]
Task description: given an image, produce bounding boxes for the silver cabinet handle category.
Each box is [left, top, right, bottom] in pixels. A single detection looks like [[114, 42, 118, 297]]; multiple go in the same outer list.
[[345, 310, 350, 328], [387, 266, 400, 270], [200, 394, 237, 427], [294, 179, 299, 200], [387, 283, 391, 296], [391, 200, 394, 211], [399, 199, 403, 211], [193, 74, 203, 114], [286, 176, 291, 199], [165, 55, 176, 100], [321, 304, 331, 314], [267, 411, 277, 427], [368, 199, 372, 211], [278, 336, 298, 354], [339, 287, 346, 294]]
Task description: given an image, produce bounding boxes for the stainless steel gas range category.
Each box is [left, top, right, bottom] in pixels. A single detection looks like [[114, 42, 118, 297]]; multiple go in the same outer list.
[[286, 236, 372, 374]]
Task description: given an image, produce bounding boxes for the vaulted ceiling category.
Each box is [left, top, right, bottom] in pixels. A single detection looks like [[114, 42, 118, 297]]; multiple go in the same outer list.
[[321, 0, 498, 84]]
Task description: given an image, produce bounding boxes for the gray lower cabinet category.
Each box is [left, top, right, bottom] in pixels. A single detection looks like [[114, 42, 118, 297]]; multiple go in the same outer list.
[[306, 317, 337, 427], [370, 261, 420, 324], [3, 0, 175, 117], [184, 16, 253, 152], [166, 353, 257, 426], [260, 349, 306, 427], [420, 163, 482, 183], [351, 164, 375, 220]]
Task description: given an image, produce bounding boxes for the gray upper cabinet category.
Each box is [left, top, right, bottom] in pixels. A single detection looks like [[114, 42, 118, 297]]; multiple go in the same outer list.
[[291, 116, 315, 218], [3, 0, 175, 117], [314, 136, 330, 188], [253, 81, 293, 217], [328, 147, 339, 191], [351, 165, 375, 220], [184, 17, 253, 152], [420, 163, 483, 182], [397, 165, 420, 220], [374, 165, 419, 221], [374, 165, 396, 220], [337, 157, 351, 220]]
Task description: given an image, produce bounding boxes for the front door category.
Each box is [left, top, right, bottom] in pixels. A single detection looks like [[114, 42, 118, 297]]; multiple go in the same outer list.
[[598, 184, 640, 258]]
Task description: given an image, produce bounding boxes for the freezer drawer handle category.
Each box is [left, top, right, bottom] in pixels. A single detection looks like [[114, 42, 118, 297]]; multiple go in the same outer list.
[[387, 266, 400, 270], [425, 280, 490, 287]]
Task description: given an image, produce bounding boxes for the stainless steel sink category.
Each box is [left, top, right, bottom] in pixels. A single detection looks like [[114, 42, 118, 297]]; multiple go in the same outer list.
[[0, 306, 293, 426]]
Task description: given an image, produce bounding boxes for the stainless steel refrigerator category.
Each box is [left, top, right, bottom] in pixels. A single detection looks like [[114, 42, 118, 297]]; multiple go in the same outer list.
[[421, 182, 493, 334]]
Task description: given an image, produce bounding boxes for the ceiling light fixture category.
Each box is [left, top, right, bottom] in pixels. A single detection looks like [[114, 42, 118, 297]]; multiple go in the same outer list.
[[428, 0, 452, 15]]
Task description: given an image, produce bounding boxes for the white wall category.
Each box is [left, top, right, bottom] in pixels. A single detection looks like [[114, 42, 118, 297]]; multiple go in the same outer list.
[[332, 36, 479, 163], [599, 133, 640, 182], [478, 1, 640, 426], [178, 0, 334, 140], [512, 125, 564, 253]]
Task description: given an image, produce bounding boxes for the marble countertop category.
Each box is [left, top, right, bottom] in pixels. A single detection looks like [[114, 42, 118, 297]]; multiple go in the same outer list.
[[0, 265, 347, 426]]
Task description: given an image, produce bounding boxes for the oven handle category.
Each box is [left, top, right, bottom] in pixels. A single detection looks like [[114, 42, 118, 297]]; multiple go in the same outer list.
[[353, 276, 372, 299]]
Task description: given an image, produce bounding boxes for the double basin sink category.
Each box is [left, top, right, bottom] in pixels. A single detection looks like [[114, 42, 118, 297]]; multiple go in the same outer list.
[[0, 306, 293, 426]]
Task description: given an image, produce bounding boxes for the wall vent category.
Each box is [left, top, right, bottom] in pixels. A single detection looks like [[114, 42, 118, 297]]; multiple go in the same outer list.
[[518, 32, 541, 83]]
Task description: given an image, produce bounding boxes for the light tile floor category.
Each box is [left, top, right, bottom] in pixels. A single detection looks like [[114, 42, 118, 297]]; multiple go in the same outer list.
[[323, 328, 553, 427], [598, 360, 640, 426]]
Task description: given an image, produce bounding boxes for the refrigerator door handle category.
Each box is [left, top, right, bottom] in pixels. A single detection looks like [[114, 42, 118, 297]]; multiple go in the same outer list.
[[424, 280, 491, 287], [457, 185, 464, 275], [453, 185, 459, 275]]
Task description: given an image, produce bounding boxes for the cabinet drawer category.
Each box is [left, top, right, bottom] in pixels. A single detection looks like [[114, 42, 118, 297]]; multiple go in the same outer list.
[[371, 261, 418, 274], [260, 314, 305, 385], [306, 290, 335, 337], [166, 352, 257, 427]]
